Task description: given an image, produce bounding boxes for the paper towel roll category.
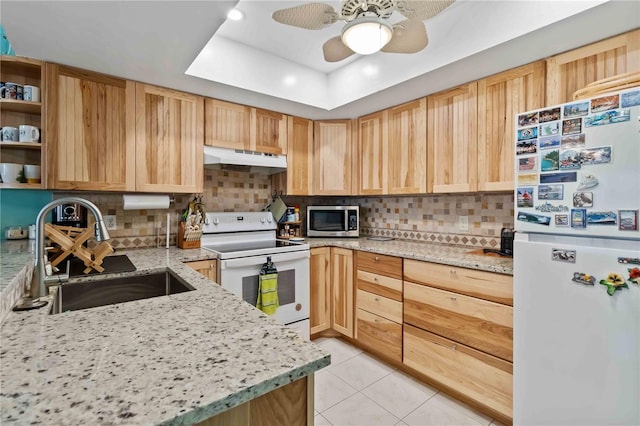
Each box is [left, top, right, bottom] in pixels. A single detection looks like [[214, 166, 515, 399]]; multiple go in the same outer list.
[[122, 194, 171, 210]]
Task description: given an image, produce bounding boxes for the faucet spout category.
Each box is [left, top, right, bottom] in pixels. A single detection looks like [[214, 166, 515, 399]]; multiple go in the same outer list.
[[27, 197, 110, 305]]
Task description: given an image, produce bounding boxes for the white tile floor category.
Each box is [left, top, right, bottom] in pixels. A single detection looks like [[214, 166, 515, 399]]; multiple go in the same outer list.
[[313, 337, 506, 426]]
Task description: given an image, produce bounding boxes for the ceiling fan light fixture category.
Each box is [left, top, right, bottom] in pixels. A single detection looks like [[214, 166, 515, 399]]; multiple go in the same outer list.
[[341, 17, 393, 55]]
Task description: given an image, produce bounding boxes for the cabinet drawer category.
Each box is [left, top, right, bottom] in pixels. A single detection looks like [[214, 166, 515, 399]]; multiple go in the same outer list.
[[357, 309, 402, 363], [404, 282, 512, 361], [404, 259, 513, 305], [404, 325, 512, 420], [357, 289, 402, 323], [357, 269, 402, 301], [357, 251, 402, 279]]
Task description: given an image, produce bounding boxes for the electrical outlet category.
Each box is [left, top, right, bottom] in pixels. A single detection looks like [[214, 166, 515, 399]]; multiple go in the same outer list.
[[458, 215, 469, 231], [104, 215, 117, 230]]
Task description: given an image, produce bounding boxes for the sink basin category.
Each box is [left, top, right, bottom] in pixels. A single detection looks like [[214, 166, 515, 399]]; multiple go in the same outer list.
[[50, 270, 194, 314]]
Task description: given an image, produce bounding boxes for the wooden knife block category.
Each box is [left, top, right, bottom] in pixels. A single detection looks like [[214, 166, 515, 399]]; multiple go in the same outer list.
[[177, 221, 201, 249], [45, 224, 114, 274]]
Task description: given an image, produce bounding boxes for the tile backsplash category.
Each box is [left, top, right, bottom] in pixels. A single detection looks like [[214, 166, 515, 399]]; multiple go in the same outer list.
[[285, 193, 515, 249]]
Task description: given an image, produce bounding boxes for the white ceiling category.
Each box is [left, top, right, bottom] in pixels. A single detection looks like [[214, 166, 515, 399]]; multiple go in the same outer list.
[[1, 1, 639, 120]]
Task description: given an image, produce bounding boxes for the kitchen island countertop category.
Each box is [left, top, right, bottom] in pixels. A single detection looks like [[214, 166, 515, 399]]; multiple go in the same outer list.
[[0, 246, 329, 425], [304, 237, 514, 275]]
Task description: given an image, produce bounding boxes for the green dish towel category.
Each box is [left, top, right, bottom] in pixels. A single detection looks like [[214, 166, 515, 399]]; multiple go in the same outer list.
[[257, 272, 279, 315]]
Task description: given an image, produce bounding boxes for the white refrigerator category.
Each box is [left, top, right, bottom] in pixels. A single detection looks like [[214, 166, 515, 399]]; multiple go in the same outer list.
[[513, 89, 640, 425]]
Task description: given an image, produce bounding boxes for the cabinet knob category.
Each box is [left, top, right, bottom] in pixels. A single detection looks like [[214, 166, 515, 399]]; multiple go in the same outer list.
[[374, 297, 380, 302], [450, 269, 456, 275], [374, 256, 380, 262], [450, 296, 457, 301], [451, 345, 457, 351], [373, 277, 379, 282]]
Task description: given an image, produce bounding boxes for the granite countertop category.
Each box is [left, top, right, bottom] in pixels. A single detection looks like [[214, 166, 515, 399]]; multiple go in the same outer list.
[[0, 246, 330, 425], [304, 237, 514, 275]]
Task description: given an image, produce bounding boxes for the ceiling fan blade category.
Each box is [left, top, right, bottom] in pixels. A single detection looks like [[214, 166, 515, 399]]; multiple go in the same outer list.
[[381, 19, 428, 54], [397, 0, 455, 20], [323, 36, 355, 62], [272, 3, 338, 30]]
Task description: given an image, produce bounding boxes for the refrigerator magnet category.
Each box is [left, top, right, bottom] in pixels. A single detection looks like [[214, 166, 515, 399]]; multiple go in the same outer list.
[[518, 111, 539, 127], [627, 267, 640, 285], [517, 187, 534, 208], [517, 211, 551, 226], [587, 211, 617, 225], [591, 94, 619, 113], [571, 209, 587, 228], [563, 101, 589, 118], [599, 273, 628, 296], [618, 210, 638, 231], [620, 90, 640, 108], [572, 272, 595, 285], [555, 214, 569, 226], [577, 173, 598, 190], [552, 248, 576, 263], [562, 118, 582, 135], [535, 202, 569, 213], [618, 257, 640, 265], [539, 107, 561, 123], [572, 192, 593, 208]]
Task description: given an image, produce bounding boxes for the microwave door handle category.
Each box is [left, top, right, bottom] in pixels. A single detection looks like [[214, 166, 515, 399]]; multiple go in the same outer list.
[[221, 250, 310, 269]]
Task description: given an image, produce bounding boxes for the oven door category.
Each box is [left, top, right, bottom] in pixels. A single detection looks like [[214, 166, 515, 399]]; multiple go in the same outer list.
[[218, 250, 310, 332]]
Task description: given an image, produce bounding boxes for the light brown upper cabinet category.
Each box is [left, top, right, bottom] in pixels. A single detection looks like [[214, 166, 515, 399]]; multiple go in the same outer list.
[[134, 83, 204, 193], [358, 110, 388, 195], [272, 116, 313, 196], [204, 98, 251, 150], [387, 99, 427, 194], [428, 83, 478, 193], [313, 119, 354, 195], [546, 29, 640, 105], [204, 99, 287, 155], [477, 61, 546, 192], [46, 64, 136, 191]]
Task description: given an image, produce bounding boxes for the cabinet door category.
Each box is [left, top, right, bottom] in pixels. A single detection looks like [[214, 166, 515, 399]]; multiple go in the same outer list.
[[387, 99, 427, 194], [358, 110, 388, 195], [184, 259, 217, 282], [45, 63, 135, 191], [273, 116, 313, 195], [252, 108, 287, 155], [428, 83, 478, 193], [331, 247, 354, 337], [546, 29, 640, 105], [134, 83, 204, 193], [204, 98, 251, 149], [477, 61, 545, 192], [313, 120, 353, 195], [310, 247, 331, 335]]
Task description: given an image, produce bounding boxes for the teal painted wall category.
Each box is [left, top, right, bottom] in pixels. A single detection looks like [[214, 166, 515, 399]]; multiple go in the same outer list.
[[0, 189, 52, 239]]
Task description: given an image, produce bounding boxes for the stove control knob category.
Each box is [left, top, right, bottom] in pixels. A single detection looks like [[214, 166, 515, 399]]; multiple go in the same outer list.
[[260, 217, 266, 224], [213, 217, 219, 225], [266, 216, 272, 223]]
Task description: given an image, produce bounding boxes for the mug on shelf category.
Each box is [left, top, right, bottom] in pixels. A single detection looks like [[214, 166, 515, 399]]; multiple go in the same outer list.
[[19, 125, 40, 142], [23, 164, 41, 184], [23, 85, 40, 102], [0, 163, 24, 184], [0, 82, 23, 100], [1, 126, 19, 142]]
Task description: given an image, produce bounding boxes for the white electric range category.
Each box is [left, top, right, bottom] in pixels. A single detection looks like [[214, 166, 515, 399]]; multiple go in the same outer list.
[[200, 212, 310, 340]]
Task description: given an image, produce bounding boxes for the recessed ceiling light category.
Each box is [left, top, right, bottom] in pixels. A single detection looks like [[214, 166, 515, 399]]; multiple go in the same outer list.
[[283, 75, 297, 86], [363, 65, 378, 77], [227, 8, 244, 21]]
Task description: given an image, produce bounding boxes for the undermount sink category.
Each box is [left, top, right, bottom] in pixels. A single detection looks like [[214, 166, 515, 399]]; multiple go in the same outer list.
[[49, 270, 194, 314]]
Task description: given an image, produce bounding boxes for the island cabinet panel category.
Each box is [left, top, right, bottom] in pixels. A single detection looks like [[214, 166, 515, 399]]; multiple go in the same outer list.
[[310, 247, 331, 334], [546, 29, 640, 105], [313, 120, 354, 195], [204, 98, 251, 149], [253, 108, 287, 155], [387, 98, 427, 194], [197, 375, 311, 426], [355, 251, 403, 363], [477, 61, 546, 192], [404, 325, 513, 421], [45, 64, 136, 191], [358, 110, 388, 195], [271, 116, 313, 196], [331, 247, 354, 337], [184, 259, 217, 282], [134, 83, 204, 193], [427, 83, 478, 193], [403, 259, 513, 306], [404, 282, 513, 361]]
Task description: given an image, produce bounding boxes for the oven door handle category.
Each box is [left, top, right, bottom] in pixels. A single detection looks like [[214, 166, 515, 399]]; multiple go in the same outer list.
[[220, 250, 310, 269]]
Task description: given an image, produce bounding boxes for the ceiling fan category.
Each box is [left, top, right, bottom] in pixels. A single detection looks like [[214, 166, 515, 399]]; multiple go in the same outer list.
[[272, 0, 455, 62]]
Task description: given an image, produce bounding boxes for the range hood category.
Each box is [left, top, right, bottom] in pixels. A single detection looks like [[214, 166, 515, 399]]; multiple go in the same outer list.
[[203, 146, 287, 175]]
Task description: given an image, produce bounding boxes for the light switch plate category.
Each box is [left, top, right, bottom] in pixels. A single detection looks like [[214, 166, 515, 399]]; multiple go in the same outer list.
[[458, 215, 469, 231], [104, 215, 117, 230]]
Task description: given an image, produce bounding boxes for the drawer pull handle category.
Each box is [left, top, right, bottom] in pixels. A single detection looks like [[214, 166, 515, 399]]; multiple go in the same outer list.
[[451, 345, 457, 351], [373, 277, 379, 282], [450, 296, 457, 301], [374, 297, 380, 302], [374, 256, 380, 262], [450, 269, 456, 275]]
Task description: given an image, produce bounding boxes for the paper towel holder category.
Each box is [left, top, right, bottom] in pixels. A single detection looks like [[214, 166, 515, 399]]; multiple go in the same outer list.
[[122, 194, 176, 210]]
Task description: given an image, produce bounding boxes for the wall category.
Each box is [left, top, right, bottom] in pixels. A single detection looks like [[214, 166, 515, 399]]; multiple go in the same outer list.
[[284, 193, 515, 249], [52, 168, 273, 250], [0, 189, 52, 239]]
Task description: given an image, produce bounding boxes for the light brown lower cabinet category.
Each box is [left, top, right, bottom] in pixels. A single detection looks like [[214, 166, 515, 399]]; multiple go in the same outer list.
[[310, 247, 331, 334], [184, 259, 218, 282], [404, 325, 513, 421], [356, 308, 402, 363]]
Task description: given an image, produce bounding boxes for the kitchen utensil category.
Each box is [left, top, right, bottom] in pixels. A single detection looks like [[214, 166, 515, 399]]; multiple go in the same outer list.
[[482, 227, 515, 257]]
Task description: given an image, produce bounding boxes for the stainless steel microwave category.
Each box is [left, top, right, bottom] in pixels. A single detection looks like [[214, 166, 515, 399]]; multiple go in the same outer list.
[[307, 206, 359, 237]]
